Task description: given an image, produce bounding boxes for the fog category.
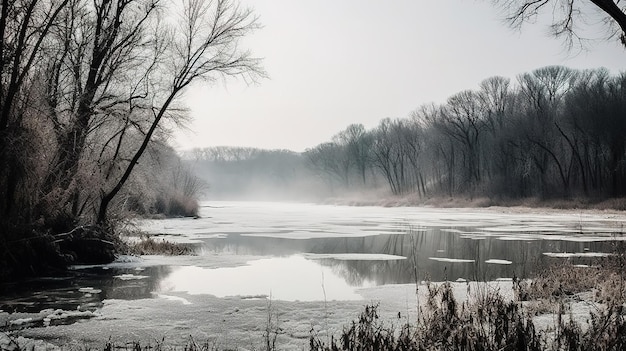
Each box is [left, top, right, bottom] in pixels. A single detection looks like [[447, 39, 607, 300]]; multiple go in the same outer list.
[[186, 66, 626, 204], [182, 146, 386, 202]]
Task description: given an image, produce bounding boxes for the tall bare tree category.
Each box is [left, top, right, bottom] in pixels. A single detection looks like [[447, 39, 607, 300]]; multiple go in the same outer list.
[[96, 0, 264, 223], [0, 0, 70, 220]]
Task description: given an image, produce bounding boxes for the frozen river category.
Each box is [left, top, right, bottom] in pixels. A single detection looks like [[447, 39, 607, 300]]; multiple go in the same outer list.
[[1, 201, 625, 349]]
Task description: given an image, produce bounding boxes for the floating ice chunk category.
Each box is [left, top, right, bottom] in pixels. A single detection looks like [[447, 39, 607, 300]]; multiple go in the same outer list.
[[43, 309, 96, 326], [114, 274, 150, 280], [9, 317, 33, 326], [78, 287, 102, 294], [241, 230, 380, 240], [303, 253, 406, 261], [555, 235, 626, 242], [485, 259, 513, 265], [542, 252, 611, 258], [428, 257, 475, 263], [497, 236, 539, 241], [156, 294, 192, 305]]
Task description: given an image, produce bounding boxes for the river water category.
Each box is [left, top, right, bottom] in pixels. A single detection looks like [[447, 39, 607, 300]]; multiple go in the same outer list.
[[1, 201, 625, 349]]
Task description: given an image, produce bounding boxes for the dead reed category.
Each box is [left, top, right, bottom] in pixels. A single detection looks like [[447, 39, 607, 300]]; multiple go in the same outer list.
[[126, 236, 196, 256]]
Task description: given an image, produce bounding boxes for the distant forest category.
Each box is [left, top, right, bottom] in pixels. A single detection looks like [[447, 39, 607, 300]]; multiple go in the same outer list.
[[188, 66, 626, 202]]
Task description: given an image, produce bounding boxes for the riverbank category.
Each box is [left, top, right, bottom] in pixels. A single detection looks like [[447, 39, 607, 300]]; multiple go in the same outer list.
[[1, 202, 626, 350], [322, 194, 626, 212], [3, 261, 624, 350]]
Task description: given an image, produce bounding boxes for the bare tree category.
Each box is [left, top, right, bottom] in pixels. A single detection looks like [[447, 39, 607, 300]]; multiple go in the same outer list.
[[478, 76, 511, 133], [493, 0, 626, 48], [305, 142, 350, 190], [36, 0, 165, 222], [436, 90, 487, 188], [0, 0, 70, 220], [333, 124, 372, 186], [370, 118, 420, 195], [97, 0, 264, 223]]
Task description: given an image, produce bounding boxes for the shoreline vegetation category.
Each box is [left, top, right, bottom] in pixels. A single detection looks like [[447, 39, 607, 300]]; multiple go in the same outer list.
[[1, 256, 624, 350], [1, 202, 625, 350]]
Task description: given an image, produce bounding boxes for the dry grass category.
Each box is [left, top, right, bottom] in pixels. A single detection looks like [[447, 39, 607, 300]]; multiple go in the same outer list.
[[310, 283, 543, 351], [514, 247, 626, 308], [126, 236, 196, 256], [100, 336, 223, 351], [311, 280, 626, 350], [310, 251, 626, 351]]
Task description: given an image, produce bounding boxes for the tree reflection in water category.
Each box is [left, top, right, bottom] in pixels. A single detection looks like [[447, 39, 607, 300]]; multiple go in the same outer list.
[[0, 227, 615, 312], [0, 266, 172, 313], [200, 228, 615, 284]]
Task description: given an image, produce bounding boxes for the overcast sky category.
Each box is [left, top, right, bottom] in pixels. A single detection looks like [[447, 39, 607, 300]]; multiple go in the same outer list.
[[174, 0, 625, 152]]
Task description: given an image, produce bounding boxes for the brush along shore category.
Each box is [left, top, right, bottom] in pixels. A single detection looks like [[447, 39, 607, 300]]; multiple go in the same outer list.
[[1, 254, 625, 351]]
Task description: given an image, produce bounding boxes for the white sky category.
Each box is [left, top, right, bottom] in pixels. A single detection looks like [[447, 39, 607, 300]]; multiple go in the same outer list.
[[174, 0, 626, 153]]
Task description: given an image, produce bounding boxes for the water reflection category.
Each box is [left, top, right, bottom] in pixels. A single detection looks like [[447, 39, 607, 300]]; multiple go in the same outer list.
[[198, 228, 612, 284], [159, 256, 371, 301], [0, 266, 172, 313], [1, 203, 623, 312]]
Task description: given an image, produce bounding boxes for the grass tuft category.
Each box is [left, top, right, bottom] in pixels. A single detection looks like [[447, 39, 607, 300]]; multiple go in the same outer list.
[[126, 236, 196, 256]]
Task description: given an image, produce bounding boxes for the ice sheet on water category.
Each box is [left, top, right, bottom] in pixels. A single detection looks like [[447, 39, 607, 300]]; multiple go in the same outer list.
[[428, 257, 475, 263], [497, 235, 540, 241], [155, 294, 192, 305], [543, 252, 612, 258], [113, 274, 150, 280], [302, 253, 406, 261], [78, 287, 102, 294], [70, 253, 263, 271], [131, 202, 626, 251], [485, 259, 513, 265]]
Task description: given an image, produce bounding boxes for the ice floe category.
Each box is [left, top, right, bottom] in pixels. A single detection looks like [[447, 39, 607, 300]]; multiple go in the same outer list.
[[543, 252, 612, 258], [113, 274, 150, 280], [485, 259, 513, 265], [155, 294, 192, 305], [302, 253, 406, 261], [428, 257, 475, 263], [78, 287, 102, 294]]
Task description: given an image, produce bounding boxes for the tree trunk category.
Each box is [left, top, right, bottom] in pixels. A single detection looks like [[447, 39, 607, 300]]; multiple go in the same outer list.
[[97, 92, 178, 224]]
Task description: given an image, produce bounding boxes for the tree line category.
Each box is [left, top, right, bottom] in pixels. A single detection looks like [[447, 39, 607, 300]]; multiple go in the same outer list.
[[184, 146, 327, 201], [306, 66, 626, 201], [0, 0, 261, 277]]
